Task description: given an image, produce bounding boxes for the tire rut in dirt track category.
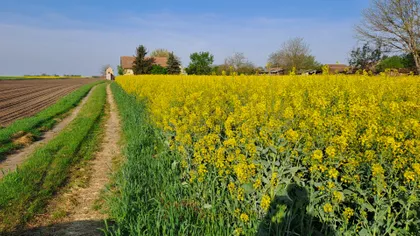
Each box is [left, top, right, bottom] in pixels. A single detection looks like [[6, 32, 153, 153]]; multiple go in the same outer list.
[[0, 79, 101, 126], [0, 85, 98, 179]]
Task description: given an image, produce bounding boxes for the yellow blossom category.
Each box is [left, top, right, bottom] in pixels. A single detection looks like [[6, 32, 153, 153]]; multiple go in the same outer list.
[[270, 172, 278, 187], [285, 129, 299, 143], [333, 191, 344, 202], [261, 195, 271, 212], [233, 228, 243, 236], [240, 213, 249, 222], [323, 203, 334, 213], [328, 168, 339, 179], [328, 182, 335, 189], [189, 171, 197, 183], [326, 146, 336, 158], [253, 178, 262, 190], [223, 138, 237, 148], [237, 188, 244, 201], [228, 182, 235, 194], [404, 170, 416, 183], [372, 164, 384, 177], [343, 207, 354, 220], [319, 165, 328, 173], [312, 150, 323, 162], [412, 163, 420, 176]]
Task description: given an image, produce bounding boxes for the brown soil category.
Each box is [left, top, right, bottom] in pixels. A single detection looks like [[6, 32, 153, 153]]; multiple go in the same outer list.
[[21, 84, 121, 236], [0, 79, 100, 126], [0, 86, 96, 179]]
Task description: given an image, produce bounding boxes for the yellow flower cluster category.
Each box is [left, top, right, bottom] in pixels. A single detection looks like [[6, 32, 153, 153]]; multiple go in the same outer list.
[[372, 164, 385, 178], [261, 195, 271, 212], [117, 74, 420, 230], [240, 213, 249, 222], [323, 203, 334, 213], [343, 207, 354, 221]]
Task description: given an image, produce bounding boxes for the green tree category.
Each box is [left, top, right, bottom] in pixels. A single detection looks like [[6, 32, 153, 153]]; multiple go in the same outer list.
[[150, 65, 168, 74], [167, 52, 181, 75], [376, 56, 405, 72], [348, 43, 382, 71], [302, 56, 322, 71], [133, 45, 155, 75], [212, 64, 230, 75], [117, 65, 124, 75], [237, 63, 257, 75], [186, 52, 214, 75], [401, 53, 418, 69]]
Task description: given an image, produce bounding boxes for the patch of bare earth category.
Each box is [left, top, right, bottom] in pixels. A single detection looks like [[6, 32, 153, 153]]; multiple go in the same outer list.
[[23, 84, 121, 236], [12, 132, 35, 147], [0, 86, 96, 179], [0, 78, 101, 126]]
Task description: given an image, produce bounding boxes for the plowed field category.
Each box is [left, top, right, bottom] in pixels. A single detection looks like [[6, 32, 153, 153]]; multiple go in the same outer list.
[[0, 79, 100, 126]]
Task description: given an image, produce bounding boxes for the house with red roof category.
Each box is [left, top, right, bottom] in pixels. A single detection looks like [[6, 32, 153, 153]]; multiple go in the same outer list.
[[120, 56, 168, 75]]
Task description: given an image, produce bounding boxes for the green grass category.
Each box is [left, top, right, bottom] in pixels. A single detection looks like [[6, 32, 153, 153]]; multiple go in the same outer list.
[[0, 81, 103, 160], [0, 83, 108, 232], [0, 76, 28, 80], [105, 83, 240, 236]]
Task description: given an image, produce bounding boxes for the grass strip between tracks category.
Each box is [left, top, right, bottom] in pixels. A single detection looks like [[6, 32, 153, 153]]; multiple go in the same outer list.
[[0, 81, 103, 160], [0, 83, 107, 232]]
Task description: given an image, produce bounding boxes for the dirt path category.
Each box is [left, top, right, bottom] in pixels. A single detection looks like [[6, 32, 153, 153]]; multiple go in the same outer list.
[[0, 86, 97, 179], [23, 84, 121, 236]]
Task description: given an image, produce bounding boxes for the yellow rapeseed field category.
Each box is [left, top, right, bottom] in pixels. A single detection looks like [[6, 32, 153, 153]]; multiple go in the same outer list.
[[117, 74, 420, 234]]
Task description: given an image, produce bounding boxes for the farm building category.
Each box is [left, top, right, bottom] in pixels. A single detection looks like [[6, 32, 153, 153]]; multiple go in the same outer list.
[[325, 64, 349, 74], [120, 56, 168, 75], [259, 67, 285, 75], [299, 69, 320, 75], [105, 67, 114, 80]]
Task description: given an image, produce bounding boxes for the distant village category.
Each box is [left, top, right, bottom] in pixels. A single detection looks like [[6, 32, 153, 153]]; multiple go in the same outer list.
[[115, 39, 418, 77]]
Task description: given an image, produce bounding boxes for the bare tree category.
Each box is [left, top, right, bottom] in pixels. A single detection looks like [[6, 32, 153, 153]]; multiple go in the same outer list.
[[101, 64, 111, 76], [150, 48, 170, 58], [150, 48, 182, 62], [224, 52, 256, 74], [225, 52, 247, 70], [356, 0, 420, 74], [268, 38, 320, 72]]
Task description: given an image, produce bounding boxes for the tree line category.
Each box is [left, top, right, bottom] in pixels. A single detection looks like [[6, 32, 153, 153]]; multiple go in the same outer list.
[[126, 39, 322, 76], [123, 0, 419, 75]]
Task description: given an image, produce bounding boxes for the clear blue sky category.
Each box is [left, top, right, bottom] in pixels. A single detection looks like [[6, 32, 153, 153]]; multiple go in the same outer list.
[[0, 0, 370, 75]]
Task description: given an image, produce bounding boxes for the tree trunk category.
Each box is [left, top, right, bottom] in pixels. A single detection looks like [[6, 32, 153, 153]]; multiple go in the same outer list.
[[414, 53, 420, 75]]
